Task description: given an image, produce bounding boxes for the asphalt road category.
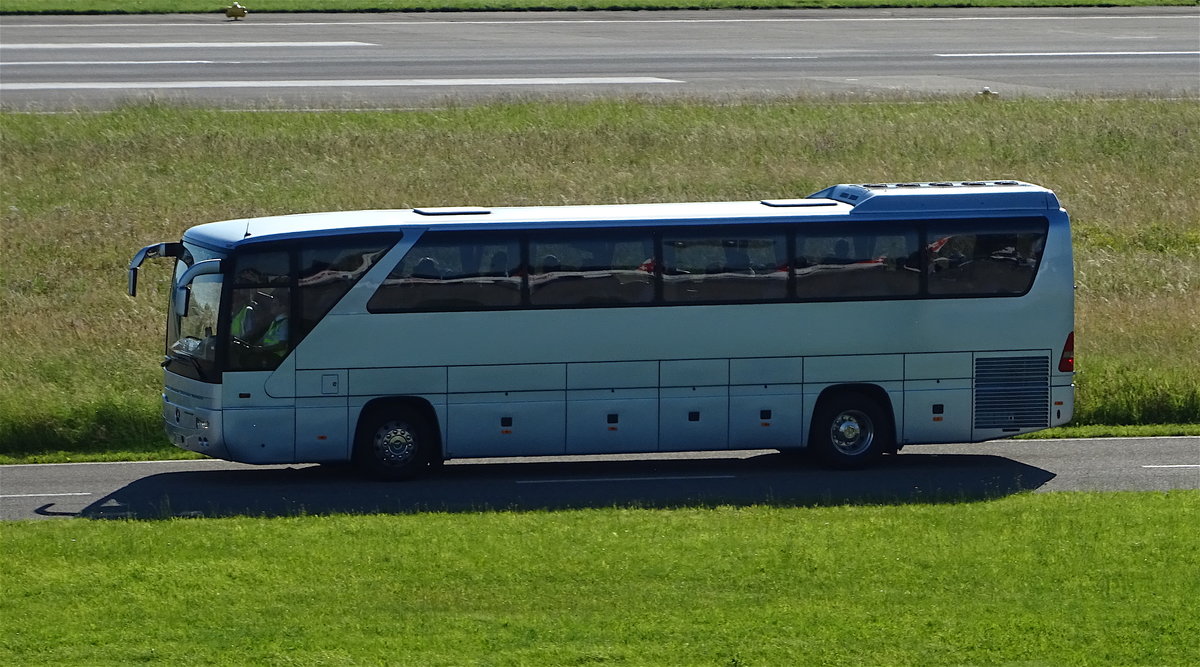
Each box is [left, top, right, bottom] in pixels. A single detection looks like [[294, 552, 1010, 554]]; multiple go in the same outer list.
[[1, 437, 1196, 520], [1, 8, 1197, 109]]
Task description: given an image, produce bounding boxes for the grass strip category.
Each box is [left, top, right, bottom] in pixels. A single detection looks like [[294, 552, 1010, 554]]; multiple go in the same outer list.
[[1, 492, 1197, 665], [1016, 423, 1200, 440], [1, 0, 1194, 16], [2, 98, 1198, 461]]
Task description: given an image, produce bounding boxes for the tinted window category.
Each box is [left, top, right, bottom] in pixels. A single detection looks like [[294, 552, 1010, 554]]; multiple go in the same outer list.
[[529, 231, 654, 306], [661, 231, 788, 303], [228, 247, 292, 372], [795, 226, 919, 299], [228, 286, 291, 371], [361, 218, 1048, 313], [927, 220, 1047, 296], [368, 233, 521, 311], [298, 237, 393, 337], [231, 249, 289, 287]]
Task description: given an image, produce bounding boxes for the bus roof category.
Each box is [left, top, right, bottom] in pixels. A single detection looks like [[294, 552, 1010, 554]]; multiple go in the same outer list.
[[184, 180, 1060, 249]]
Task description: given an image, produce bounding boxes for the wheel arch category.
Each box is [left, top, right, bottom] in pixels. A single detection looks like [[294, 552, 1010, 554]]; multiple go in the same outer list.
[[809, 383, 899, 454], [354, 396, 444, 462]]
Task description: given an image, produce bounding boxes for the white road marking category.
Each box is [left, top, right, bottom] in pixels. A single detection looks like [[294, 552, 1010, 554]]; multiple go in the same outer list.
[[0, 492, 93, 499], [1, 77, 683, 91], [936, 51, 1199, 57], [517, 475, 736, 485], [0, 41, 376, 50], [5, 16, 1188, 29], [1141, 464, 1200, 469]]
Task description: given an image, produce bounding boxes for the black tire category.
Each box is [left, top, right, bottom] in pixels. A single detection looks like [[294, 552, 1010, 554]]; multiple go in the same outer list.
[[353, 406, 436, 481], [810, 391, 892, 469]]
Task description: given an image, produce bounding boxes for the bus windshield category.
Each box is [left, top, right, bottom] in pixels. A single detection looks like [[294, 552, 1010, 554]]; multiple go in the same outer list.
[[165, 243, 225, 382]]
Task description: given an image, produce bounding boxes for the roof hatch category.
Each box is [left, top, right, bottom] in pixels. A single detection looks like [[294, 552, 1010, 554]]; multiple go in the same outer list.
[[759, 199, 839, 208], [413, 207, 492, 217]]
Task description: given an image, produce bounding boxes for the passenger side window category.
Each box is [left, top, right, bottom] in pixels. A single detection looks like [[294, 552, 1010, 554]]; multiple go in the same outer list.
[[297, 236, 394, 337], [660, 231, 788, 303], [529, 231, 654, 306], [367, 233, 521, 311], [926, 220, 1047, 296], [795, 226, 919, 299]]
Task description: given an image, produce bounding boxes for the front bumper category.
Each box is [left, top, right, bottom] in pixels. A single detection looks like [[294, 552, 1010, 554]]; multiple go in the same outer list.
[[162, 388, 229, 460]]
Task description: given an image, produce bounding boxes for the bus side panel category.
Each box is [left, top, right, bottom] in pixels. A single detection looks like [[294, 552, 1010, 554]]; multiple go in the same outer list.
[[804, 355, 904, 384], [222, 407, 296, 463], [901, 352, 973, 445], [295, 406, 348, 462], [659, 386, 729, 451], [901, 379, 972, 444], [728, 357, 805, 450], [566, 388, 658, 454], [564, 360, 660, 454], [311, 300, 1057, 379], [659, 360, 730, 451], [350, 367, 448, 395], [443, 364, 567, 458], [222, 370, 295, 463], [446, 391, 566, 458], [293, 370, 348, 462], [729, 384, 805, 450]]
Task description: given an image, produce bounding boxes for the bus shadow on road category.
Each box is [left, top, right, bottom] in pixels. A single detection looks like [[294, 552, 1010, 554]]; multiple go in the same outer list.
[[69, 451, 1056, 520]]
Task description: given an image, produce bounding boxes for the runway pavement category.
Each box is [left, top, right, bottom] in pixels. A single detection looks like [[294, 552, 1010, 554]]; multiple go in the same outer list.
[[1, 436, 1196, 520], [1, 8, 1197, 520], [2, 8, 1197, 109]]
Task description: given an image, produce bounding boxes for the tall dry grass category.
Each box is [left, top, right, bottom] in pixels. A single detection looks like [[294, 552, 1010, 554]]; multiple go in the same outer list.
[[1, 98, 1197, 457]]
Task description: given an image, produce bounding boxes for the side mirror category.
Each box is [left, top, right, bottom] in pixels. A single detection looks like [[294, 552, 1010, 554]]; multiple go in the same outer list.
[[173, 259, 223, 317], [128, 242, 183, 297]]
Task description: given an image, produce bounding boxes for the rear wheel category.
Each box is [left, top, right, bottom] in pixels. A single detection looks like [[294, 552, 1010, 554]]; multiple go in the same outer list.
[[810, 391, 892, 469], [354, 407, 436, 481]]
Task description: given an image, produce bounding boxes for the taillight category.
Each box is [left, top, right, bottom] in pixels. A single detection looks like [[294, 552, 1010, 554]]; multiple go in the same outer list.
[[1058, 332, 1075, 372]]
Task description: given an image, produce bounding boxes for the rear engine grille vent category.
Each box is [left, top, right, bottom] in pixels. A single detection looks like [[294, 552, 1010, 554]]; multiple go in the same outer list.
[[974, 356, 1050, 430]]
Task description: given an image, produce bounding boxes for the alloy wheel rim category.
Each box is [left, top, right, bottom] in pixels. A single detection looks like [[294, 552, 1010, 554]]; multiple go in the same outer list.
[[373, 421, 417, 467], [830, 409, 874, 456]]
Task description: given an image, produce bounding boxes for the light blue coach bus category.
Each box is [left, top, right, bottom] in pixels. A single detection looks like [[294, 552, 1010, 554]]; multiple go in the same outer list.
[[129, 181, 1075, 479]]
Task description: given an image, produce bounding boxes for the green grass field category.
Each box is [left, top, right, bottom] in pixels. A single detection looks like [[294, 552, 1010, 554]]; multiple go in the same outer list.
[[1, 492, 1197, 665], [1, 98, 1198, 462], [0, 0, 1192, 16]]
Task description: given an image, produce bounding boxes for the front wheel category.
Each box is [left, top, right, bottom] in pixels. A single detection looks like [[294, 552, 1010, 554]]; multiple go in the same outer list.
[[810, 391, 892, 469], [354, 407, 436, 481]]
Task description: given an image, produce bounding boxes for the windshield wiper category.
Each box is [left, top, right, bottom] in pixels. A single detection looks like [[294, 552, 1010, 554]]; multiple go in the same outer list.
[[162, 352, 209, 382]]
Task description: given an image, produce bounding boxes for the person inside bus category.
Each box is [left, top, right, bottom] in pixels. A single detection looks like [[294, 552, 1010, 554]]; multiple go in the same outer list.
[[540, 254, 562, 274], [256, 297, 289, 357], [231, 290, 289, 358], [412, 257, 440, 280], [487, 251, 510, 277], [823, 239, 853, 264]]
